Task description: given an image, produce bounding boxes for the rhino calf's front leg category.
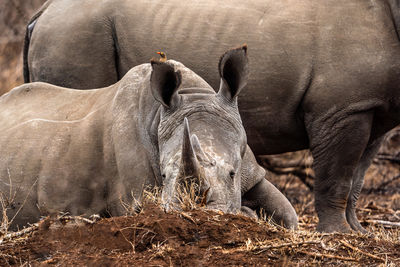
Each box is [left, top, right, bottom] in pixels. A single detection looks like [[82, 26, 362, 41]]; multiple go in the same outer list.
[[241, 146, 298, 229], [242, 178, 298, 229]]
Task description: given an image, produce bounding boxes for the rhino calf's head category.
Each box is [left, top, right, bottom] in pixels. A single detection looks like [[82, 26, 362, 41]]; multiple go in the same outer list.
[[150, 46, 249, 214]]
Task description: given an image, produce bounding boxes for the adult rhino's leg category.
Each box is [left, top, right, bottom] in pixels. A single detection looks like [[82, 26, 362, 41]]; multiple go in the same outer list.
[[306, 111, 373, 232], [240, 146, 298, 229], [346, 137, 383, 233]]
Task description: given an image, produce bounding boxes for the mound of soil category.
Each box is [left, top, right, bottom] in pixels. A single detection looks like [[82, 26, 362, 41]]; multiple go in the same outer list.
[[0, 205, 283, 265], [1, 197, 399, 266]]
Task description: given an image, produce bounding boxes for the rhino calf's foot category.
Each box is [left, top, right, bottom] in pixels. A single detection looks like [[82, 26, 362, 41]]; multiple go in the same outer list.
[[240, 206, 258, 219], [242, 179, 298, 230]]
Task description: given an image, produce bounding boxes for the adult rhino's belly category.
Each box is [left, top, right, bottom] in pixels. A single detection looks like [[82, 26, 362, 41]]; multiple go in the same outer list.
[[236, 67, 310, 155], [239, 105, 309, 155]]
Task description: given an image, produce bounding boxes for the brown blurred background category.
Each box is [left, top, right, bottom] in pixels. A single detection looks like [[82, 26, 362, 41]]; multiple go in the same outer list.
[[0, 0, 46, 95]]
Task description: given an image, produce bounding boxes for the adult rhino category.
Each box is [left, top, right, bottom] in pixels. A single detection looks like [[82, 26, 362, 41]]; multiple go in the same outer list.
[[25, 0, 400, 233], [0, 47, 298, 230]]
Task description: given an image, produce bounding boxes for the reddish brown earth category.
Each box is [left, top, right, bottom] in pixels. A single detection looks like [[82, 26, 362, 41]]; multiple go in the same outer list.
[[0, 160, 399, 266]]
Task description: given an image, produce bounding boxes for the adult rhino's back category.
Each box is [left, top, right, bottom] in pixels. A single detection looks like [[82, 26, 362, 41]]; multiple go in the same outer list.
[[29, 0, 316, 88], [27, 0, 119, 88]]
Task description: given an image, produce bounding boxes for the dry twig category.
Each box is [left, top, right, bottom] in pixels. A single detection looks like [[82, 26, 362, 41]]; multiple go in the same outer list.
[[374, 154, 400, 165], [365, 220, 400, 228], [179, 212, 197, 225], [340, 240, 385, 262], [298, 250, 358, 261], [58, 215, 99, 225], [0, 223, 38, 244], [253, 240, 321, 254]]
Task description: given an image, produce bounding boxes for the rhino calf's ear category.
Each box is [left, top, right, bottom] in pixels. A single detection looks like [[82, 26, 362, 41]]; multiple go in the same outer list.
[[150, 61, 182, 108], [218, 44, 249, 100]]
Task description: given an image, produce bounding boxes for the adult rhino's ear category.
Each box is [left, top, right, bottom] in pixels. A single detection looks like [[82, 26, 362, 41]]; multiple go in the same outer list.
[[218, 44, 249, 100], [150, 60, 182, 108]]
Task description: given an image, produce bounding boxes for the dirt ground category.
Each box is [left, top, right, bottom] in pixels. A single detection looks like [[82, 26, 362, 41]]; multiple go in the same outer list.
[[0, 1, 399, 266]]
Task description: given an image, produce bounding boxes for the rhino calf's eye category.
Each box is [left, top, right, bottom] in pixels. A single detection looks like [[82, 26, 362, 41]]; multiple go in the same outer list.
[[162, 174, 166, 179], [229, 171, 236, 179]]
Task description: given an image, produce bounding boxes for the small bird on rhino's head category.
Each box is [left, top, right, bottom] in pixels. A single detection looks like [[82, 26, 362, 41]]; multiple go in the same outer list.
[[157, 51, 167, 62]]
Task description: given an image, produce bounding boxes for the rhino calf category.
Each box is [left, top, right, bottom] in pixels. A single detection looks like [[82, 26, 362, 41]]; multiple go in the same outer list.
[[0, 47, 297, 230]]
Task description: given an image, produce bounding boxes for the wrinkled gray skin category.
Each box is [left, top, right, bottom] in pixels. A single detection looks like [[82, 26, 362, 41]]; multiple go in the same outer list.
[[25, 0, 400, 232], [1, 48, 297, 230]]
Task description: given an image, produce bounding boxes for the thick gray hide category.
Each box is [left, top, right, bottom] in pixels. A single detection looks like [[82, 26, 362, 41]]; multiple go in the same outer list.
[[25, 0, 400, 232], [1, 58, 297, 230]]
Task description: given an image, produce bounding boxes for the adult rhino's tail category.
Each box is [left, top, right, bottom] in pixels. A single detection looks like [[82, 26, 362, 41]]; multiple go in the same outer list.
[[387, 0, 400, 41], [23, 0, 53, 83]]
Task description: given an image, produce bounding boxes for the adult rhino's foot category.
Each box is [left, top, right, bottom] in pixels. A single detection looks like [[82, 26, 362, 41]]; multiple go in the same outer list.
[[317, 214, 352, 233], [317, 221, 352, 233], [316, 204, 351, 232], [346, 209, 368, 234]]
